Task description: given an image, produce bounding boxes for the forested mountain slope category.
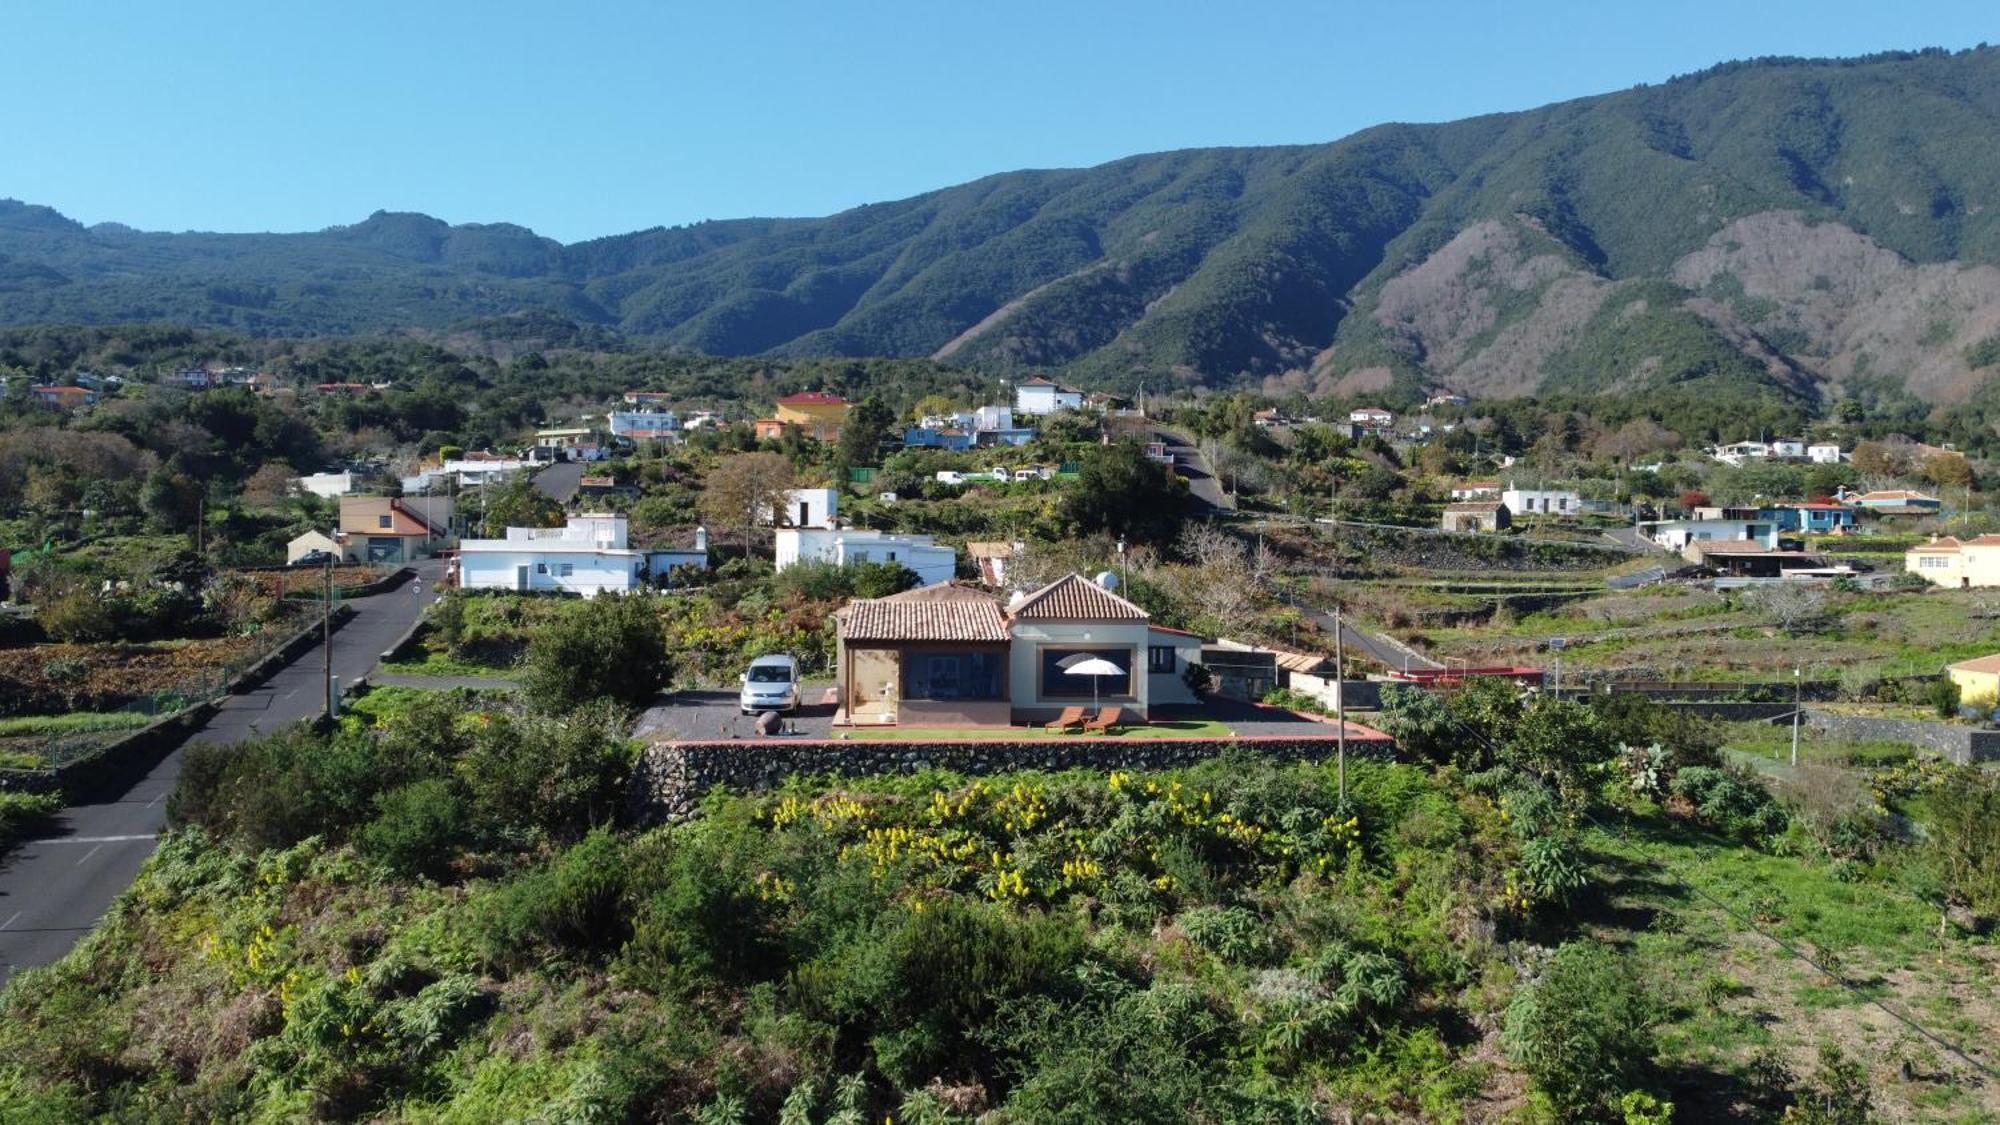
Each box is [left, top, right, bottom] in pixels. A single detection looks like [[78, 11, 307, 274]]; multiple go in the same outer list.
[[5, 47, 2000, 402]]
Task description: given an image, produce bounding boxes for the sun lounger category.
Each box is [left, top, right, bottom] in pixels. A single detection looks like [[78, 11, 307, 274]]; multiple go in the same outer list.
[[1043, 706, 1087, 732]]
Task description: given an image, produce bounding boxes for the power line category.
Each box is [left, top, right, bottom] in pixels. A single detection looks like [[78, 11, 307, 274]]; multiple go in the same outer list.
[[1421, 696, 1999, 1084]]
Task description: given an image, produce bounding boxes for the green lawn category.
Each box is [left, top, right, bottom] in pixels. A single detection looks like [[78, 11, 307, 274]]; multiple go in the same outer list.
[[845, 718, 1235, 741]]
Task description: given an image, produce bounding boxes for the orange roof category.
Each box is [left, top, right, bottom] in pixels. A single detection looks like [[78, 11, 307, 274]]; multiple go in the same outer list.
[[1909, 537, 1963, 553], [1949, 653, 2000, 675], [1009, 574, 1148, 621], [836, 583, 1008, 642], [776, 391, 848, 406]]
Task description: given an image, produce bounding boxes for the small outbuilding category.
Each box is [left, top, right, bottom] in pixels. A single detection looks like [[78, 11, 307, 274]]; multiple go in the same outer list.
[[1442, 501, 1510, 533], [1948, 653, 2000, 707]]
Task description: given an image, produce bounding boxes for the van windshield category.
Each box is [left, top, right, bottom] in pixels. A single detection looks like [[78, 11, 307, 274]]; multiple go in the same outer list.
[[748, 666, 792, 683]]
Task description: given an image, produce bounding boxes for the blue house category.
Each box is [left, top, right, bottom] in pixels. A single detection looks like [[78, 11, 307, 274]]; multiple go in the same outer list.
[[1765, 503, 1858, 534], [902, 426, 975, 452]]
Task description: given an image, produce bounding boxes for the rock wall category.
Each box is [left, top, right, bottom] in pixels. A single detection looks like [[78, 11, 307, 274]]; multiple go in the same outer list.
[[1802, 711, 2000, 765], [628, 735, 1395, 824]]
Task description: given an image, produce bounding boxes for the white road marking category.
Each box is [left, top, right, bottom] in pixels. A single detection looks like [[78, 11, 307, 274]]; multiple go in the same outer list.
[[146, 789, 167, 808], [28, 834, 157, 845], [0, 911, 21, 932], [74, 845, 102, 867]]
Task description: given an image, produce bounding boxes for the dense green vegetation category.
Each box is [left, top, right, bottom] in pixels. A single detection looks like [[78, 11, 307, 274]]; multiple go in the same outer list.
[[4, 48, 2000, 393], [5, 674, 1994, 1120]]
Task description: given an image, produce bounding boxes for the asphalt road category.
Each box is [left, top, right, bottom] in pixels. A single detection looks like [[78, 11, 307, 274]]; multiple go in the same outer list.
[[533, 461, 587, 505], [0, 560, 443, 990], [1151, 425, 1235, 511]]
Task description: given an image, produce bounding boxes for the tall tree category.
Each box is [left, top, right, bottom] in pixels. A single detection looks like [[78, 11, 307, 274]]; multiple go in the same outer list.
[[1061, 441, 1189, 545], [699, 451, 798, 556]]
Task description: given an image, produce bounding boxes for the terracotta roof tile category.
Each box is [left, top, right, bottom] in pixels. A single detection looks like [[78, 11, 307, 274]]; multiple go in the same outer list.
[[1951, 653, 2000, 675], [1009, 573, 1148, 621], [836, 583, 1009, 643]]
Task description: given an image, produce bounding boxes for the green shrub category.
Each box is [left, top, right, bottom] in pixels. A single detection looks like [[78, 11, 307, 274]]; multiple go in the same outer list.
[[523, 593, 674, 712], [455, 702, 634, 846], [1178, 906, 1275, 964], [37, 592, 118, 644], [1502, 942, 1659, 1118], [1927, 766, 2000, 915], [1927, 676, 1961, 719], [0, 790, 61, 850], [474, 829, 631, 966], [1670, 766, 1787, 839], [358, 778, 468, 878]]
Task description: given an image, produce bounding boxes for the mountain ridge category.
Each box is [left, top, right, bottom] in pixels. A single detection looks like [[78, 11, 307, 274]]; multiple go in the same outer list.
[[5, 45, 2000, 402]]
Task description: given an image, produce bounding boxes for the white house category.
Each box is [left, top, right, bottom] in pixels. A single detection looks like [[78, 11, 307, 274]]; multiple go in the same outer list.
[[1500, 484, 1580, 517], [1710, 441, 1771, 466], [1015, 377, 1084, 416], [775, 527, 957, 585], [1808, 443, 1845, 464], [402, 457, 534, 495], [457, 514, 646, 597], [765, 487, 840, 530], [1640, 509, 1780, 551], [607, 409, 681, 438], [1349, 407, 1394, 429], [296, 471, 356, 499], [1450, 480, 1500, 501], [1771, 437, 1806, 459]]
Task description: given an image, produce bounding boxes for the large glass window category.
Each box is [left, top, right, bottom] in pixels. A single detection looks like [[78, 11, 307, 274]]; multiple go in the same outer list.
[[1040, 647, 1134, 699], [1148, 645, 1177, 674], [904, 650, 1004, 700]]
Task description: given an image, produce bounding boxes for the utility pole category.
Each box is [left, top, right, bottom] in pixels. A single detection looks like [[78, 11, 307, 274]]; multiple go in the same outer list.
[[322, 556, 334, 720], [1334, 603, 1347, 803], [1800, 660, 1816, 764]]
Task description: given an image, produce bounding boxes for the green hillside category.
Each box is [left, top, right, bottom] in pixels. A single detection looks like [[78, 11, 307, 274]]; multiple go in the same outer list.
[[4, 47, 2000, 398]]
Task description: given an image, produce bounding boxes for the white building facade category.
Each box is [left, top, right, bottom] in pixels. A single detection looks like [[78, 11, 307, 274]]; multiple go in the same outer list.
[[296, 471, 356, 498], [775, 528, 957, 586], [1015, 378, 1083, 416], [1500, 485, 1580, 516], [457, 514, 645, 597]]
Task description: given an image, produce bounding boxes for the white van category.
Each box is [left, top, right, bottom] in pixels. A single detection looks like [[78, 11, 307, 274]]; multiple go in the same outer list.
[[739, 654, 801, 714]]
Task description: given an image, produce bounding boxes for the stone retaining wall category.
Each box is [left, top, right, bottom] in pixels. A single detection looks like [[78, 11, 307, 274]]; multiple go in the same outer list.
[[628, 734, 1397, 824], [1802, 711, 2000, 765], [1657, 702, 1800, 722]]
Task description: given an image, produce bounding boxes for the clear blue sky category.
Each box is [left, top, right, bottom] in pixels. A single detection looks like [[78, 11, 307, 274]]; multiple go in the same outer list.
[[3, 1, 1993, 242]]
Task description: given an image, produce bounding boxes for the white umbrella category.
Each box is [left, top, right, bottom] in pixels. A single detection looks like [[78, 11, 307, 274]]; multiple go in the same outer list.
[[1061, 656, 1125, 716]]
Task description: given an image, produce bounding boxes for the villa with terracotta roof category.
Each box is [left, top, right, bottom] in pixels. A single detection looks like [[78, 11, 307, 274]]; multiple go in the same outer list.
[[831, 574, 1203, 727], [755, 391, 851, 442], [1906, 534, 2000, 587]]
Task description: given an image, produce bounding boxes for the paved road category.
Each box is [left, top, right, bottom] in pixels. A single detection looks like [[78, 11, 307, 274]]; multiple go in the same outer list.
[[1603, 525, 1671, 553], [533, 461, 587, 505], [0, 560, 443, 990], [1152, 425, 1235, 511]]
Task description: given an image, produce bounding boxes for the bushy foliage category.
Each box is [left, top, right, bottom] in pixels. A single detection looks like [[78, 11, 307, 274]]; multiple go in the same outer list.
[[522, 593, 674, 713], [1502, 942, 1661, 1119], [1669, 766, 1788, 839]]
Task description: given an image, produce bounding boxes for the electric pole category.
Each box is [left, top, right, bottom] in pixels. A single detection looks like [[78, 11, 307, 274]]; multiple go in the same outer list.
[[322, 556, 334, 720], [1800, 660, 1816, 764], [1334, 603, 1347, 803]]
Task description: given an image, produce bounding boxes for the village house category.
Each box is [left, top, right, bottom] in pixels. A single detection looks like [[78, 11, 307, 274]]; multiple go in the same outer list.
[[831, 574, 1201, 727], [458, 514, 662, 597], [754, 391, 851, 442], [1709, 440, 1770, 466], [1449, 480, 1500, 501], [1014, 377, 1084, 416], [607, 408, 681, 439], [966, 541, 1020, 586], [1642, 507, 1779, 552], [295, 471, 358, 499], [622, 390, 675, 407], [287, 496, 455, 564], [29, 385, 98, 410], [1947, 653, 2000, 707], [1348, 407, 1394, 429], [1905, 534, 2000, 588], [767, 488, 956, 585], [1500, 484, 1579, 517], [1767, 502, 1857, 534], [1807, 442, 1844, 464], [1442, 501, 1510, 533], [1850, 489, 1943, 514]]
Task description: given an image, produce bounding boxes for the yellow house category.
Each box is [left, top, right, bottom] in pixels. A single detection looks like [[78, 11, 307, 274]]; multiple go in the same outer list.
[[1948, 653, 2000, 706], [757, 391, 850, 442], [1905, 534, 2000, 587]]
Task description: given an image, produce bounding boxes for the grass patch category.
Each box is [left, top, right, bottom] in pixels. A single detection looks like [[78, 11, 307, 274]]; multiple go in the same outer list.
[[0, 712, 155, 738], [379, 650, 519, 678], [0, 789, 61, 853]]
